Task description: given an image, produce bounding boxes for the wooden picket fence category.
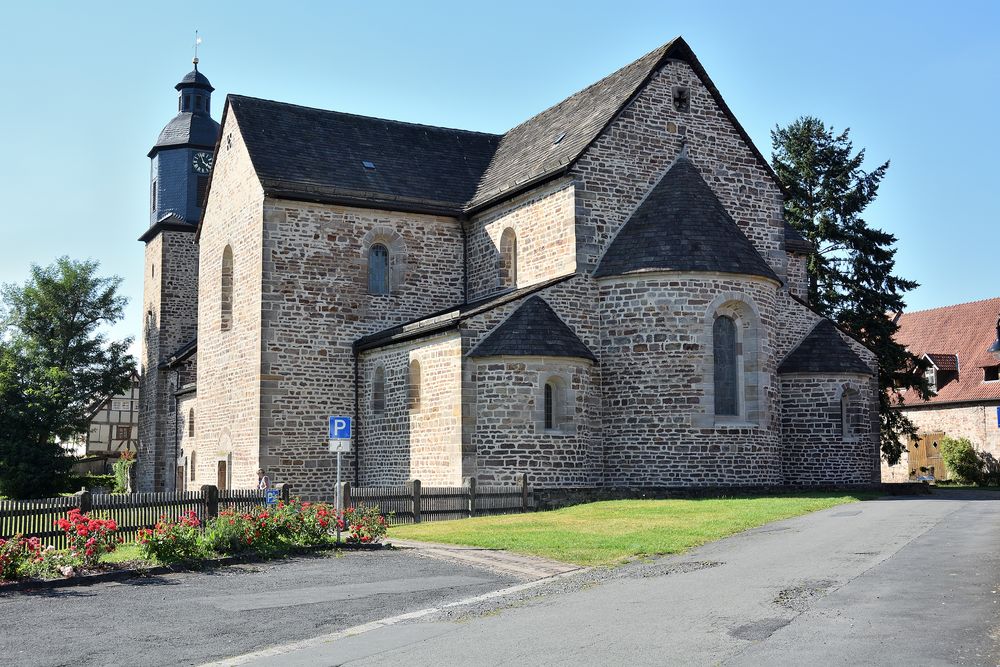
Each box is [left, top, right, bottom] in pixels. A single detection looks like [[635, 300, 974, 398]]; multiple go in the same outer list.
[[0, 486, 283, 548], [345, 475, 532, 525], [0, 476, 532, 544]]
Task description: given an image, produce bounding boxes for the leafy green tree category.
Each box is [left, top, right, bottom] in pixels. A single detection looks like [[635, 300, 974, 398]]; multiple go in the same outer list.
[[771, 117, 928, 465], [0, 258, 134, 498]]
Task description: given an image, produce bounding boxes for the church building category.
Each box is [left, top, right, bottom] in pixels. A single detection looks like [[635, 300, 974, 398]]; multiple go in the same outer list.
[[138, 37, 881, 497]]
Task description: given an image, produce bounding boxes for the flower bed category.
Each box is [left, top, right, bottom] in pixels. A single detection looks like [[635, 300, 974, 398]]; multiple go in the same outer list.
[[0, 500, 389, 585]]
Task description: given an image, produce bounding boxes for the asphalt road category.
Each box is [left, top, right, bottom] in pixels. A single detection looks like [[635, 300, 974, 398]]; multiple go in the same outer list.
[[228, 490, 1000, 666], [0, 549, 517, 666]]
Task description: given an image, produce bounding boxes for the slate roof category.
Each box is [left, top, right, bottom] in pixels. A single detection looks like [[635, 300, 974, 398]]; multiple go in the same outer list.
[[593, 153, 780, 282], [222, 37, 787, 220], [229, 95, 499, 214], [176, 67, 215, 92], [784, 223, 811, 253], [895, 297, 1000, 405], [778, 319, 873, 375], [150, 112, 221, 156], [469, 296, 596, 361]]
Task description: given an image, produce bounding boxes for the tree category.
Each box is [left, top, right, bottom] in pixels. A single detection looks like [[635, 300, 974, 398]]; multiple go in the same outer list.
[[771, 117, 928, 465], [0, 258, 134, 498]]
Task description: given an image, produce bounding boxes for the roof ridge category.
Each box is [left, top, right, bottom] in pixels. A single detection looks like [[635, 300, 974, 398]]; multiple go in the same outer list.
[[900, 296, 1000, 317], [227, 93, 502, 138]]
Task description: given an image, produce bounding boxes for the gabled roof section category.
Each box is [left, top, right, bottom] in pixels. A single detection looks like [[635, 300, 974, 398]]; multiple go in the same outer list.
[[778, 319, 873, 375], [593, 152, 780, 282], [895, 297, 1000, 406], [228, 95, 500, 215], [223, 37, 785, 217], [924, 353, 959, 372], [469, 296, 596, 361]]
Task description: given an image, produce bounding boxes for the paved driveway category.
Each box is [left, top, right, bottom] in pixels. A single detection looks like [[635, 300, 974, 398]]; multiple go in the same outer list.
[[0, 549, 516, 666], [226, 491, 1000, 666]]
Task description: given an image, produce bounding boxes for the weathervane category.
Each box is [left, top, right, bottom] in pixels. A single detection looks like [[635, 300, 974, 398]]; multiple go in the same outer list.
[[193, 30, 202, 67]]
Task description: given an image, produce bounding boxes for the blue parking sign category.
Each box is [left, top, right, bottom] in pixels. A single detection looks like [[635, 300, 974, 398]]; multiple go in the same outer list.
[[329, 416, 352, 440], [264, 489, 280, 506]]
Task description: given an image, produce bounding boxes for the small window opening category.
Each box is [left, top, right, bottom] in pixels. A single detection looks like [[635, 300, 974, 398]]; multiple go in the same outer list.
[[190, 451, 196, 481], [183, 95, 191, 111], [151, 180, 156, 211], [188, 408, 195, 438], [553, 132, 566, 145], [985, 366, 1000, 382], [499, 228, 517, 289], [925, 367, 937, 393], [151, 263, 155, 278], [195, 96, 203, 110], [197, 176, 209, 208], [372, 367, 385, 415], [544, 382, 555, 430], [368, 244, 389, 295], [362, 160, 376, 170], [408, 360, 421, 412], [672, 86, 690, 112], [221, 245, 234, 331]]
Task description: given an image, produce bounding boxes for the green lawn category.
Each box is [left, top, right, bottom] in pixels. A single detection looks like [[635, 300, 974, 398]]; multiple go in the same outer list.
[[100, 543, 156, 565], [391, 493, 870, 566]]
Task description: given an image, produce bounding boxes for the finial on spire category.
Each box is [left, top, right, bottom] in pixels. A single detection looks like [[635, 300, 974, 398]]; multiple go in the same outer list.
[[193, 30, 202, 68]]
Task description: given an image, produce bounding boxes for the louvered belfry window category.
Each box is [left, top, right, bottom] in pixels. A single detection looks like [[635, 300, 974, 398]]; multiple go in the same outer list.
[[713, 315, 739, 416], [369, 244, 389, 295]]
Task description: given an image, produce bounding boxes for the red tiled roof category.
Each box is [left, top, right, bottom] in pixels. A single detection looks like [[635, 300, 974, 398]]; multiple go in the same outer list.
[[895, 297, 1000, 406]]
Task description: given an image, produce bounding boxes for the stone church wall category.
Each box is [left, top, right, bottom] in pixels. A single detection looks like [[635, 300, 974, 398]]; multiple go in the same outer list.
[[597, 273, 783, 486], [780, 374, 879, 484], [358, 333, 463, 486], [175, 390, 197, 491], [572, 59, 786, 281], [138, 228, 199, 492], [466, 179, 577, 301], [257, 200, 465, 498], [469, 356, 600, 487], [194, 112, 265, 493]]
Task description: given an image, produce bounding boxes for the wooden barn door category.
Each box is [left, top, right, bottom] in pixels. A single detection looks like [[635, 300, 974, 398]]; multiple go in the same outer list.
[[909, 432, 947, 480]]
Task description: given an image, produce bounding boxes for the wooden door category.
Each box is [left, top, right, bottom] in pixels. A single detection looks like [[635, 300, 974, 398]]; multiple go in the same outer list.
[[217, 460, 228, 490], [909, 432, 948, 480], [175, 465, 185, 492]]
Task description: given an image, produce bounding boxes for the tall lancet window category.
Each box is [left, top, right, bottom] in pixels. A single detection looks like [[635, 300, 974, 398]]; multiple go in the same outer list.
[[221, 245, 234, 331], [499, 228, 517, 289], [369, 244, 389, 295], [713, 315, 739, 416]]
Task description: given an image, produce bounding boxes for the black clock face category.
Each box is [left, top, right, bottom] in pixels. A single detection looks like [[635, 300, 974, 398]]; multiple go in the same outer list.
[[192, 151, 214, 174]]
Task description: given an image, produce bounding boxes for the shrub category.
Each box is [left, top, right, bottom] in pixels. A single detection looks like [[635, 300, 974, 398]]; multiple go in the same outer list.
[[137, 510, 204, 563], [204, 510, 258, 554], [112, 450, 135, 494], [19, 541, 81, 580], [55, 508, 120, 567], [295, 500, 339, 545], [939, 437, 983, 484], [343, 505, 388, 545], [0, 536, 29, 580], [66, 473, 116, 492]]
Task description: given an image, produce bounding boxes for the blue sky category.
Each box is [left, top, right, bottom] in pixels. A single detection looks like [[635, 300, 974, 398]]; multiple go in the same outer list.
[[1, 1, 997, 352]]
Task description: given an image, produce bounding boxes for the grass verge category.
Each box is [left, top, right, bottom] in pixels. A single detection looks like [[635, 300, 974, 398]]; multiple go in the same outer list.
[[391, 493, 871, 566]]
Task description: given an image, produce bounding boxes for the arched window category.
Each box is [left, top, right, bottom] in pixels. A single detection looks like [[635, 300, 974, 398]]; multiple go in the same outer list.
[[221, 245, 234, 331], [408, 360, 421, 411], [372, 367, 385, 415], [368, 244, 389, 295], [499, 228, 517, 289], [190, 451, 196, 481], [188, 408, 195, 438], [840, 392, 850, 439], [713, 315, 739, 416], [542, 376, 567, 431]]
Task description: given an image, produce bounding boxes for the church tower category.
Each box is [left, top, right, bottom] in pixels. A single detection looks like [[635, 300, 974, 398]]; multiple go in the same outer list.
[[137, 57, 220, 491]]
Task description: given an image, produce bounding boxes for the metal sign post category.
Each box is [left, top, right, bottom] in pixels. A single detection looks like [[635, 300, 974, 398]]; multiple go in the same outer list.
[[328, 416, 353, 544]]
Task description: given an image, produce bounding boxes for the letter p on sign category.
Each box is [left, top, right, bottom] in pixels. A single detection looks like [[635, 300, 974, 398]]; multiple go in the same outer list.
[[329, 416, 352, 440]]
